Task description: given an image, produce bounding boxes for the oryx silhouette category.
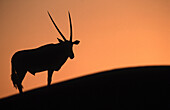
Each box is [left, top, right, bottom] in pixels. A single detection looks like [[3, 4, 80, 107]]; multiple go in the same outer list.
[[11, 11, 80, 93]]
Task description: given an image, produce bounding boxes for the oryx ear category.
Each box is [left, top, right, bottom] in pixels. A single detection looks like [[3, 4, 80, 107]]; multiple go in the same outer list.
[[57, 38, 64, 43], [73, 40, 80, 45]]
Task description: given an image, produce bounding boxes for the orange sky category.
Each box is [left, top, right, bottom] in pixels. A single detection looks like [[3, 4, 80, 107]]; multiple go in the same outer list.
[[0, 0, 170, 98]]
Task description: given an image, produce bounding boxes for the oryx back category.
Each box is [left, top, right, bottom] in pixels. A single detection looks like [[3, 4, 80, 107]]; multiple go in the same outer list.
[[12, 43, 69, 75]]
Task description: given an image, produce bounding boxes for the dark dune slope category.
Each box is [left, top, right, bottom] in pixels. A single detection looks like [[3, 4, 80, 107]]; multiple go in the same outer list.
[[0, 66, 169, 109]]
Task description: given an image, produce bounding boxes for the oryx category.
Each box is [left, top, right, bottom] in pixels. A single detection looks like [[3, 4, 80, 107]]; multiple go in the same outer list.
[[11, 11, 80, 93]]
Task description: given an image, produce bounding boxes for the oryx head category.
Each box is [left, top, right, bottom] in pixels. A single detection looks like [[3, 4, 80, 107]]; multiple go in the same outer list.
[[47, 11, 80, 59]]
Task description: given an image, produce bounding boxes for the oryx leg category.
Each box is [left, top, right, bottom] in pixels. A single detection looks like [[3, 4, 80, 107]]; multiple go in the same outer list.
[[17, 70, 27, 93], [47, 70, 54, 86]]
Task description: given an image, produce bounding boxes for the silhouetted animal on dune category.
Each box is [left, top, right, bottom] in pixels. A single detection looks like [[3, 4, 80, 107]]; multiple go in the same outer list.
[[11, 11, 80, 93]]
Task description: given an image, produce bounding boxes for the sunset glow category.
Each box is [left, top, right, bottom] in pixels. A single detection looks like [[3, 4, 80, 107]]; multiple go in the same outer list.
[[0, 0, 169, 98]]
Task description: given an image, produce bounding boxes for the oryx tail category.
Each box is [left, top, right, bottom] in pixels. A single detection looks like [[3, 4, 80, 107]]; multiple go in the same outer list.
[[11, 63, 18, 89]]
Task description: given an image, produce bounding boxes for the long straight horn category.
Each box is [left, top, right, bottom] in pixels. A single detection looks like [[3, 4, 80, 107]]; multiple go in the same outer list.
[[47, 11, 67, 41], [68, 11, 72, 42]]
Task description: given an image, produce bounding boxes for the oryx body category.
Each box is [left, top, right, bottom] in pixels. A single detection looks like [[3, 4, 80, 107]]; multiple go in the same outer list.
[[11, 11, 80, 93]]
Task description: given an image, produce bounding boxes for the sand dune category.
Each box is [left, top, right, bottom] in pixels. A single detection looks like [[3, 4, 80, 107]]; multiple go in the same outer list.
[[0, 66, 169, 109]]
